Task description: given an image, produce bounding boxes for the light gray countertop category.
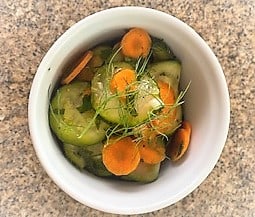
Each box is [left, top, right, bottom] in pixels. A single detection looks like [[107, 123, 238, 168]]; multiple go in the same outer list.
[[0, 0, 254, 216]]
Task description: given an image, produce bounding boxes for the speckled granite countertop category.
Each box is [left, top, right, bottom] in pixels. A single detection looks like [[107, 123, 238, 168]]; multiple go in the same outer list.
[[0, 0, 254, 216]]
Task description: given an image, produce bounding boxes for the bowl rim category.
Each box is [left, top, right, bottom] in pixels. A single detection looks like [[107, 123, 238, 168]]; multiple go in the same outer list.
[[28, 6, 230, 214]]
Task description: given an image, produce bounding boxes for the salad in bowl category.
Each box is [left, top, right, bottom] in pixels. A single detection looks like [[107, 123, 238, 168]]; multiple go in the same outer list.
[[49, 27, 191, 182]]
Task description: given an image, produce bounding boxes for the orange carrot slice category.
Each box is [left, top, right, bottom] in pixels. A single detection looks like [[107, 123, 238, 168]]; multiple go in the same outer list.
[[110, 68, 136, 94], [61, 51, 93, 85], [158, 80, 175, 107], [149, 80, 177, 134], [138, 140, 165, 164], [166, 127, 191, 161], [102, 137, 140, 176], [121, 28, 152, 58], [181, 120, 192, 135]]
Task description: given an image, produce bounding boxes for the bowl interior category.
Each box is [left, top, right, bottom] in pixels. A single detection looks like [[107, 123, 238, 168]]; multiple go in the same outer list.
[[29, 7, 230, 215]]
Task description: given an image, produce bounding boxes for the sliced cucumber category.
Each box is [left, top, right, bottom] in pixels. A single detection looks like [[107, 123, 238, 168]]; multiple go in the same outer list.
[[151, 37, 175, 61], [148, 61, 183, 135], [82, 142, 112, 177], [63, 143, 86, 170], [107, 43, 124, 63], [129, 77, 163, 126], [49, 82, 109, 146], [148, 60, 181, 97], [91, 64, 163, 126], [121, 161, 160, 183], [85, 142, 104, 156], [89, 45, 112, 67], [149, 60, 181, 79], [63, 143, 112, 177], [85, 155, 112, 177], [91, 63, 132, 124], [51, 82, 90, 109]]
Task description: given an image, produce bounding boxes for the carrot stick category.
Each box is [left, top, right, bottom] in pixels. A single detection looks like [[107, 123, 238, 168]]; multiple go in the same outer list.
[[61, 51, 93, 85], [166, 127, 191, 161], [110, 68, 136, 94], [102, 137, 140, 176], [138, 140, 165, 164], [121, 28, 152, 58]]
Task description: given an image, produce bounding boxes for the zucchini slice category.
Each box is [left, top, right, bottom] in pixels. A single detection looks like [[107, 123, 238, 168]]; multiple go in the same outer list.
[[148, 60, 181, 97], [151, 37, 175, 61], [85, 155, 112, 177], [63, 143, 86, 170], [49, 82, 108, 146], [63, 143, 112, 177], [121, 161, 160, 183], [148, 61, 183, 135], [91, 64, 163, 126]]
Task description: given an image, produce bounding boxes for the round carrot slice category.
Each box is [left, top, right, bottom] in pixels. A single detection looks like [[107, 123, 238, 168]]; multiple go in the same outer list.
[[102, 137, 140, 176], [166, 128, 191, 161], [157, 80, 175, 107], [181, 120, 192, 135], [110, 68, 136, 94], [138, 140, 165, 164], [149, 80, 177, 135], [121, 28, 152, 58]]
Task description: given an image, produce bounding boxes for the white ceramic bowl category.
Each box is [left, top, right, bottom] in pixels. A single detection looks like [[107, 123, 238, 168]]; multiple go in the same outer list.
[[28, 7, 230, 215]]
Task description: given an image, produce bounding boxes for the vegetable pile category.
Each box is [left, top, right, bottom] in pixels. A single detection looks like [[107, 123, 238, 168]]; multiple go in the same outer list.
[[49, 28, 191, 183]]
